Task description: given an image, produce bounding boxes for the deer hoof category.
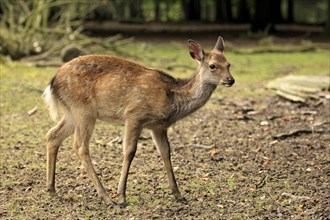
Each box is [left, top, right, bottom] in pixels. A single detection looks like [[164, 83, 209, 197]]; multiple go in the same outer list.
[[118, 202, 129, 207], [103, 196, 116, 206], [176, 196, 188, 204], [117, 199, 128, 206], [46, 187, 57, 196]]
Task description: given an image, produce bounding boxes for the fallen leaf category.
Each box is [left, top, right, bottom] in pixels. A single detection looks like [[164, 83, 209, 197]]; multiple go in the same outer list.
[[254, 147, 262, 153], [108, 184, 115, 192], [296, 204, 304, 212], [111, 193, 118, 198], [202, 173, 210, 180], [210, 147, 218, 157], [196, 197, 204, 202], [262, 160, 271, 166]]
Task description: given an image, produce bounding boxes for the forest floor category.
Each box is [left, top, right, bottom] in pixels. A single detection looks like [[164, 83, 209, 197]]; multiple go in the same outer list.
[[0, 35, 329, 219]]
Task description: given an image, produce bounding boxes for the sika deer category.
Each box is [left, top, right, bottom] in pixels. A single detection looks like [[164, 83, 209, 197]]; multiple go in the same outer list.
[[44, 36, 234, 205]]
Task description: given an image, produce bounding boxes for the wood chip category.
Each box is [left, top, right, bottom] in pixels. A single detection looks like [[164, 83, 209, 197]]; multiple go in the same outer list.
[[27, 107, 37, 116]]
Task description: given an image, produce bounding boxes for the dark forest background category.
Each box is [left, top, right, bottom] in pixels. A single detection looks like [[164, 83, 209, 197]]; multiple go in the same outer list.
[[1, 0, 329, 60], [85, 0, 329, 32]]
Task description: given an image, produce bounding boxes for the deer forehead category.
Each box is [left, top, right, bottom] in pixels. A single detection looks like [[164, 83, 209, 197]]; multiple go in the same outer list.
[[205, 52, 227, 64]]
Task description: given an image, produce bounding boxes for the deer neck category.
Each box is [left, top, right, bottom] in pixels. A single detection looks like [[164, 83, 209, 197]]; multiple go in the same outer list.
[[170, 67, 216, 123]]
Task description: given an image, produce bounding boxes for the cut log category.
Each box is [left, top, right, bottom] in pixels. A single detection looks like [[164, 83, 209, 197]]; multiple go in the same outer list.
[[267, 75, 330, 102]]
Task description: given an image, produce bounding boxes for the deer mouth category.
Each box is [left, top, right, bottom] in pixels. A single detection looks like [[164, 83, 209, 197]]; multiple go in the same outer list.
[[220, 80, 235, 87]]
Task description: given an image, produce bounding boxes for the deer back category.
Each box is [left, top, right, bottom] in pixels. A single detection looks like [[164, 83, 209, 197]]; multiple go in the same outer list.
[[51, 55, 178, 125]]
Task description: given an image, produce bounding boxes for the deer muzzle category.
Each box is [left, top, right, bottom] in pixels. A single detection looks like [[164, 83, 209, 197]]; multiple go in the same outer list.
[[221, 76, 235, 87]]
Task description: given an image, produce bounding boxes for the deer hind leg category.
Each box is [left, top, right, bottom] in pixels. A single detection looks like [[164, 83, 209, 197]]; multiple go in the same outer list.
[[117, 120, 142, 205], [46, 114, 74, 193], [72, 114, 114, 205], [151, 128, 183, 201]]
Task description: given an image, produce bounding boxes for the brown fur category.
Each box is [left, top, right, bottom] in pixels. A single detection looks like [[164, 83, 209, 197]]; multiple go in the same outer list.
[[44, 37, 234, 205]]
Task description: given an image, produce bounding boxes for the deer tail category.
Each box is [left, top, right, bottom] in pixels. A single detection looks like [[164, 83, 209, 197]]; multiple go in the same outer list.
[[43, 78, 59, 121]]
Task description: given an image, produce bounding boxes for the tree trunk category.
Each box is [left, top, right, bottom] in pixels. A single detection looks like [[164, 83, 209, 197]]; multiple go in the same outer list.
[[215, 0, 232, 22], [326, 0, 330, 34], [154, 0, 161, 21], [226, 0, 232, 21], [251, 0, 271, 32], [271, 0, 283, 23], [287, 0, 294, 23], [237, 0, 250, 22], [166, 0, 171, 21], [112, 1, 126, 21], [251, 0, 282, 32], [181, 0, 201, 21], [129, 0, 143, 21]]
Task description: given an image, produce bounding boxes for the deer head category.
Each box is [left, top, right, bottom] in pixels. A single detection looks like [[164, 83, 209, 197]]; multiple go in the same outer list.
[[188, 36, 235, 87]]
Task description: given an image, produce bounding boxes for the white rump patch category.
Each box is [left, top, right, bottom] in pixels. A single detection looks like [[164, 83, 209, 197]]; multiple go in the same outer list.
[[43, 85, 59, 121]]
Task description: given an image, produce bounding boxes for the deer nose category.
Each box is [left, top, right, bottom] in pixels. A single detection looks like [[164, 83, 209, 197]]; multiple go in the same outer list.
[[227, 77, 235, 86]]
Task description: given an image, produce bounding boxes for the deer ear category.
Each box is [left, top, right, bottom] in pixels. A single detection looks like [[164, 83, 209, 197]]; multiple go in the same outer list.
[[188, 40, 204, 62], [214, 36, 225, 52]]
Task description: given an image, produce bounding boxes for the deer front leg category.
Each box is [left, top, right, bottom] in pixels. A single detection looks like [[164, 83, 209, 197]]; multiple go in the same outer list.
[[151, 128, 183, 201], [117, 120, 142, 205]]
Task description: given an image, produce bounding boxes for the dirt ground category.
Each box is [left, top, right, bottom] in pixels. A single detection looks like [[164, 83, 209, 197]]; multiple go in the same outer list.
[[1, 92, 329, 219]]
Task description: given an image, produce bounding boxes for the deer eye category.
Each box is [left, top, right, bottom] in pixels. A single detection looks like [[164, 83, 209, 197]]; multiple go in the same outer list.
[[209, 64, 216, 70]]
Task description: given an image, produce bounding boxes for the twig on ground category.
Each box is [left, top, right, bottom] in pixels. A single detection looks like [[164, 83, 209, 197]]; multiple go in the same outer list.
[[256, 175, 268, 189], [27, 107, 38, 116], [281, 192, 310, 201], [189, 144, 215, 149], [273, 128, 327, 140]]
